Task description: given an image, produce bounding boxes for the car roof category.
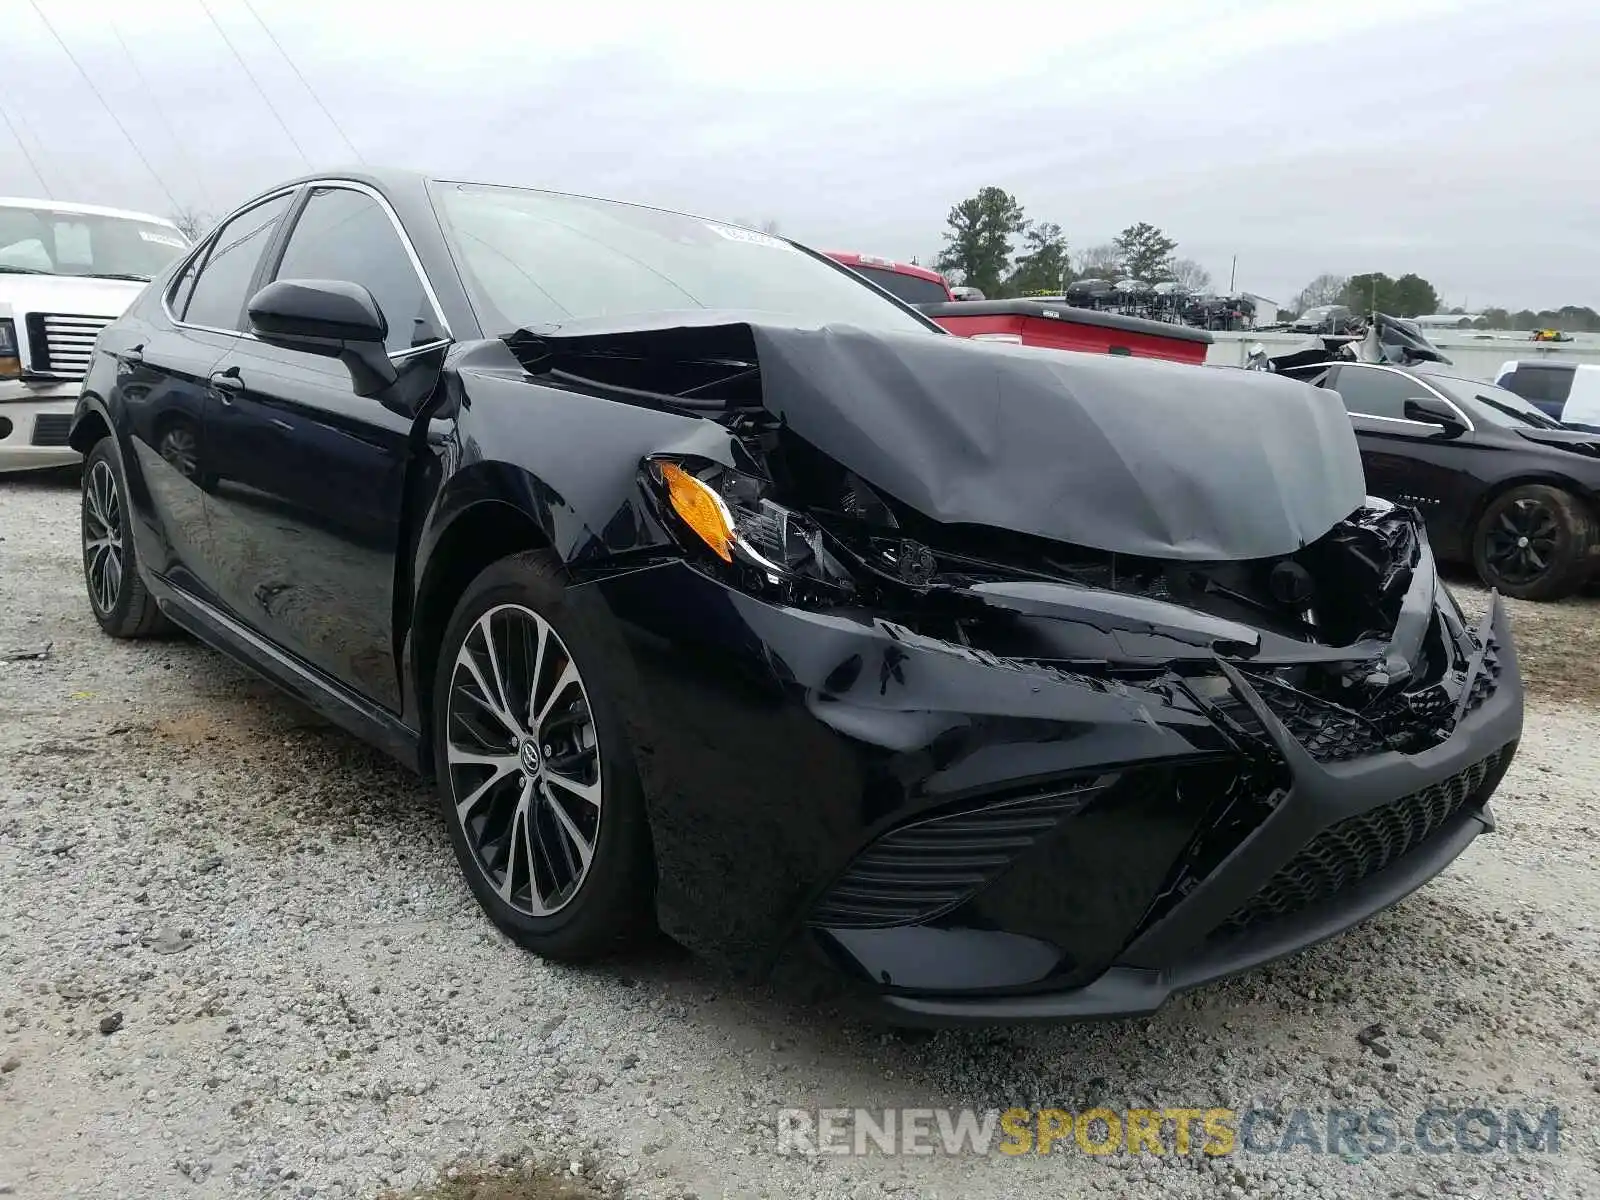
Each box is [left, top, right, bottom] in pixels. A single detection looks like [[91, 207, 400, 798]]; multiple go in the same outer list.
[[247, 166, 802, 256], [0, 196, 179, 227]]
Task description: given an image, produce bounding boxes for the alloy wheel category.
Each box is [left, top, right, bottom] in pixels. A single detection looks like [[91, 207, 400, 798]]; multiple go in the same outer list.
[[158, 426, 199, 479], [445, 603, 603, 916], [1483, 497, 1558, 584], [83, 459, 124, 614]]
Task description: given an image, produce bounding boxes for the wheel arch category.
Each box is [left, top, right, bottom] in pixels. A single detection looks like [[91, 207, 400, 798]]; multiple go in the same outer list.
[[407, 483, 557, 777], [67, 392, 114, 454]]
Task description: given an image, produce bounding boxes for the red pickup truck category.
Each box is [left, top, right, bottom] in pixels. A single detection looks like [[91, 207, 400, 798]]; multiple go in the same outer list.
[[825, 252, 1210, 365], [823, 251, 954, 305]]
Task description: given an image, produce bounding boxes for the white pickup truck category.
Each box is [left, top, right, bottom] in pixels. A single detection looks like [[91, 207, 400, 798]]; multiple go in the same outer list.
[[1, 198, 191, 472]]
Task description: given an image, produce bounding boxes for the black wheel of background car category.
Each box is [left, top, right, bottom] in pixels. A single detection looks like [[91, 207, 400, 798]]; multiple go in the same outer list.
[[1471, 483, 1596, 601], [81, 440, 173, 638], [432, 550, 653, 959]]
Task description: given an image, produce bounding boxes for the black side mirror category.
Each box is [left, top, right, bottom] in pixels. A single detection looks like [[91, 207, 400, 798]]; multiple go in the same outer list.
[[1404, 396, 1467, 436], [247, 279, 398, 397]]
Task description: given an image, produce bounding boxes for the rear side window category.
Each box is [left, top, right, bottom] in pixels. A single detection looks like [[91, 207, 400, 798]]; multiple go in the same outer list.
[[168, 255, 200, 318], [1329, 366, 1425, 420], [271, 187, 440, 353], [181, 193, 293, 330], [1498, 365, 1573, 415], [852, 265, 949, 305]]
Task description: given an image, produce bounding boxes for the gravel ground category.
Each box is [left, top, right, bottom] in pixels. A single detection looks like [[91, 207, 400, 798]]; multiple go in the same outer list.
[[3, 470, 1599, 1200]]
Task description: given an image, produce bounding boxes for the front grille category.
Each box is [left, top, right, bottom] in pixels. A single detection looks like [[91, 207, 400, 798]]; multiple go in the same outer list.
[[1215, 744, 1512, 937], [30, 413, 73, 446], [25, 312, 112, 378], [809, 777, 1113, 929], [1249, 675, 1390, 762]]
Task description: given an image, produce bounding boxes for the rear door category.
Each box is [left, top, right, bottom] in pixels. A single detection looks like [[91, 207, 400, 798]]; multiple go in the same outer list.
[[118, 190, 295, 603], [199, 183, 450, 712]]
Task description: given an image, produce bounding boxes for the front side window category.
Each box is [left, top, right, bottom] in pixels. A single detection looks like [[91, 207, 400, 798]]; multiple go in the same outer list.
[[1330, 367, 1426, 420], [182, 193, 293, 330], [0, 205, 189, 281], [433, 182, 936, 337], [272, 187, 439, 353]]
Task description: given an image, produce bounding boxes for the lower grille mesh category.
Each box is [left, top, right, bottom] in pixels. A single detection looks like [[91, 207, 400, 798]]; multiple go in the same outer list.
[[1216, 744, 1512, 937], [30, 413, 73, 447], [1250, 676, 1390, 762], [809, 777, 1112, 929]]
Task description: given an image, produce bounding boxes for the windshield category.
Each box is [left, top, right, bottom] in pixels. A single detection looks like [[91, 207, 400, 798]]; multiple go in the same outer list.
[[0, 205, 188, 281], [434, 182, 935, 336], [1427, 374, 1565, 429], [851, 264, 950, 305]]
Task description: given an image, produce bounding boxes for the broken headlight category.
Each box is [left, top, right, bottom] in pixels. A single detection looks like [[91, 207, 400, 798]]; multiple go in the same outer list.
[[644, 456, 855, 598]]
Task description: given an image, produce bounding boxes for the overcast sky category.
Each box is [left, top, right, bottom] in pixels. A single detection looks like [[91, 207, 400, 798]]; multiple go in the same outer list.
[[3, 0, 1596, 310]]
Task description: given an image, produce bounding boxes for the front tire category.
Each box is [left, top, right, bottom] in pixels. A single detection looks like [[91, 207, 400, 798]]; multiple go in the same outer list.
[[81, 438, 172, 638], [431, 550, 653, 959], [1471, 484, 1595, 601]]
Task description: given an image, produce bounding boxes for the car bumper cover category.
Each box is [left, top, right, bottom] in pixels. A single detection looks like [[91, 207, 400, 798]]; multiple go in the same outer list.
[[579, 562, 1522, 1024]]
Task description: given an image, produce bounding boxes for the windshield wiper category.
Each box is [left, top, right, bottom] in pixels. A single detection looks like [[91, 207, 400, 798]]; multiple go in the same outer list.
[[0, 265, 52, 275], [1477, 395, 1559, 428], [80, 272, 152, 282]]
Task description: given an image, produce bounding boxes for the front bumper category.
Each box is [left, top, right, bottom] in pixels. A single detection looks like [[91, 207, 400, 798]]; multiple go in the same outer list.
[[581, 562, 1522, 1024], [0, 380, 80, 471]]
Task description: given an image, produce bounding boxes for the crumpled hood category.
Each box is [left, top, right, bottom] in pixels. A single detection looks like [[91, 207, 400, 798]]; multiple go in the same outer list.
[[745, 323, 1367, 561]]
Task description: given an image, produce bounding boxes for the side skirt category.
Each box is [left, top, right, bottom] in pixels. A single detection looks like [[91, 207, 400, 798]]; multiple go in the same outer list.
[[148, 573, 423, 772]]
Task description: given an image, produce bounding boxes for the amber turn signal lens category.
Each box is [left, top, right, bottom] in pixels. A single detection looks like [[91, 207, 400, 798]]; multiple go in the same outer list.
[[0, 356, 20, 379], [660, 462, 733, 563]]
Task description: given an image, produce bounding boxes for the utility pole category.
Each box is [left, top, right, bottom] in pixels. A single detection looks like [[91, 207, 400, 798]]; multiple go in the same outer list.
[[1228, 255, 1237, 293]]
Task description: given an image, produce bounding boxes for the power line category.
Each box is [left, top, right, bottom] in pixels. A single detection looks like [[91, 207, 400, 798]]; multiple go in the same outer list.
[[237, 0, 362, 163], [0, 100, 52, 197], [25, 0, 180, 210], [108, 18, 215, 210], [195, 0, 311, 168]]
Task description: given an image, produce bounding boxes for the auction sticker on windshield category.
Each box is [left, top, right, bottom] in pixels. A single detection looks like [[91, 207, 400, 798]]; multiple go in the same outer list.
[[139, 230, 187, 248], [704, 223, 794, 250]]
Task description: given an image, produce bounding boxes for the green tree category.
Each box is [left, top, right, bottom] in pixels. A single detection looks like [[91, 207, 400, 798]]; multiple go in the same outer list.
[[1546, 305, 1600, 332], [936, 187, 1028, 297], [1113, 222, 1178, 281], [1512, 309, 1538, 330], [1006, 221, 1071, 296], [1341, 272, 1394, 315], [1391, 273, 1440, 317], [1480, 307, 1511, 329], [1340, 271, 1440, 317]]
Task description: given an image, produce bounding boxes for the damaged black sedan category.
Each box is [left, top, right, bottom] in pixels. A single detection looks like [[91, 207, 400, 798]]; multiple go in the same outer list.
[[71, 170, 1522, 1023]]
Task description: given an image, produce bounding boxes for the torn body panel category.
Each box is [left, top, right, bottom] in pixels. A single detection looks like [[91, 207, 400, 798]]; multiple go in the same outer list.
[[431, 315, 1519, 1017]]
